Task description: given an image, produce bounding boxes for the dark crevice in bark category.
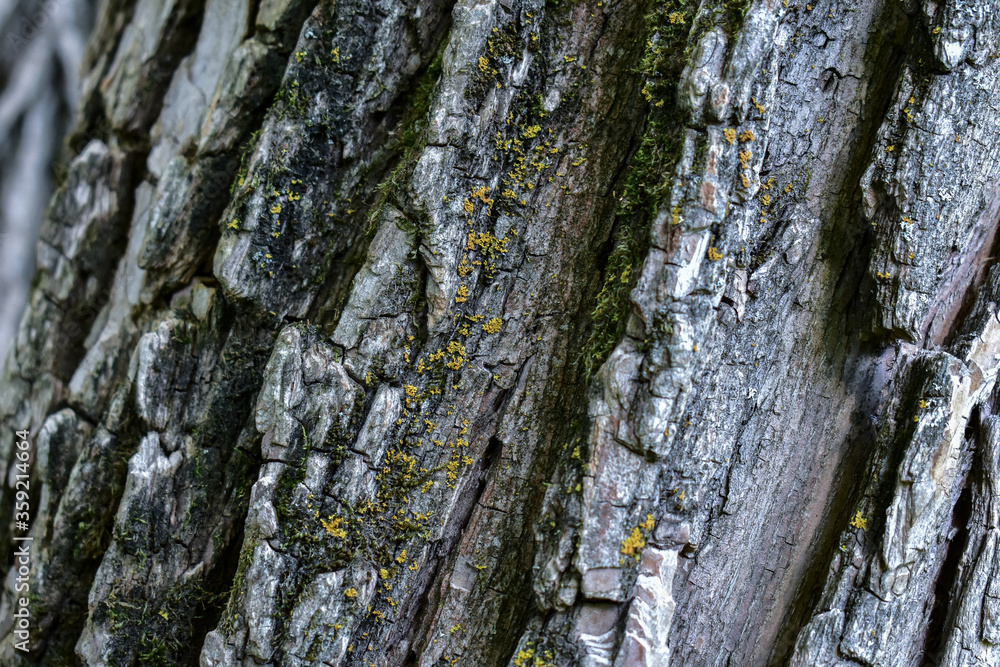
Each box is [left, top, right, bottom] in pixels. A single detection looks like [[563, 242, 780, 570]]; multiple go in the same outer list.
[[818, 9, 925, 339], [482, 435, 502, 473], [920, 411, 977, 665], [928, 203, 1000, 349], [179, 519, 249, 666], [388, 547, 446, 664], [575, 0, 688, 381], [767, 2, 916, 661]]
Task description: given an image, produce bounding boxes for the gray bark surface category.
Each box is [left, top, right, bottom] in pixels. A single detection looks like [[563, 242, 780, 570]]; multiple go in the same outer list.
[[2, 0, 1000, 665]]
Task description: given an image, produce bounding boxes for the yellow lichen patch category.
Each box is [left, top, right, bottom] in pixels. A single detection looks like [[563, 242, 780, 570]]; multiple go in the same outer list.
[[463, 198, 474, 214], [270, 203, 282, 214], [752, 96, 766, 115], [919, 399, 929, 409], [724, 128, 737, 145], [344, 588, 358, 599], [707, 247, 723, 261], [321, 516, 347, 538], [478, 56, 489, 72], [668, 11, 685, 23], [739, 130, 755, 142], [513, 649, 535, 667], [457, 256, 472, 277], [523, 125, 542, 139], [850, 511, 867, 531], [396, 550, 407, 564], [471, 186, 494, 212], [455, 285, 469, 303], [389, 448, 417, 472], [445, 341, 466, 370], [620, 527, 645, 557], [738, 150, 752, 169], [445, 456, 460, 483], [482, 317, 503, 334], [227, 219, 240, 230], [466, 231, 510, 258]]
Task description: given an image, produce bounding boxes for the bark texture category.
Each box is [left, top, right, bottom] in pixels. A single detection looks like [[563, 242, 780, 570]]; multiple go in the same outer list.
[[3, 0, 1000, 665]]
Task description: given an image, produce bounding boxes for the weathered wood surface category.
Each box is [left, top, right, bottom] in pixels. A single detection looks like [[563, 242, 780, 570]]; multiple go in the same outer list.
[[2, 0, 1000, 665]]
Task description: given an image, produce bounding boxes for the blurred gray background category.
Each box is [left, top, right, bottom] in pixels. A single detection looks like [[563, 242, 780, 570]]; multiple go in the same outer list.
[[0, 0, 94, 363]]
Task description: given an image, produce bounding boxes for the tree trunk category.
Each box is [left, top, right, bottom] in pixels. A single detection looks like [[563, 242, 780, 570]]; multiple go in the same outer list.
[[2, 0, 999, 664]]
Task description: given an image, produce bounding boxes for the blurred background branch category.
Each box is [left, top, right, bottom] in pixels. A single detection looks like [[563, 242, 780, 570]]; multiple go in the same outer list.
[[0, 0, 93, 362]]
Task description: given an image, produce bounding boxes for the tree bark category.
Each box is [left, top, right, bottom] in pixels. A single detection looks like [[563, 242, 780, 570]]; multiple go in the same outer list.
[[2, 0, 999, 665]]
